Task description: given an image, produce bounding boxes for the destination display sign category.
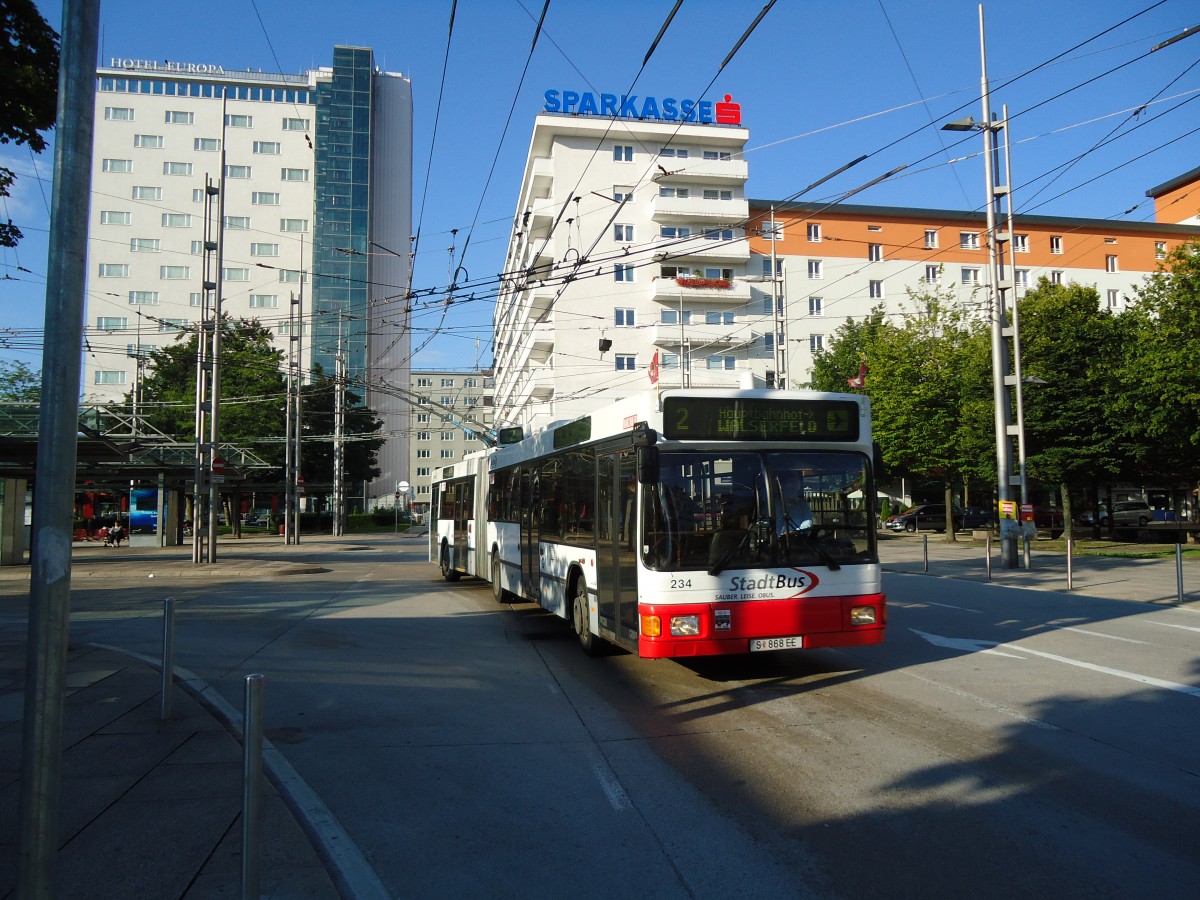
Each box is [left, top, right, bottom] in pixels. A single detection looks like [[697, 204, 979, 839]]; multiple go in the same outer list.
[[663, 397, 860, 442]]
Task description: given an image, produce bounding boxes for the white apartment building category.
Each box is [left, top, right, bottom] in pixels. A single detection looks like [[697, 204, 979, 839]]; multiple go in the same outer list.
[[492, 103, 1200, 426], [407, 369, 494, 516], [492, 106, 760, 431], [86, 49, 413, 504]]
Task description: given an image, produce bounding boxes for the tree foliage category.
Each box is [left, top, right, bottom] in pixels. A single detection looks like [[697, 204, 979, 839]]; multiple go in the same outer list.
[[0, 359, 40, 401], [299, 368, 385, 488], [0, 0, 59, 247]]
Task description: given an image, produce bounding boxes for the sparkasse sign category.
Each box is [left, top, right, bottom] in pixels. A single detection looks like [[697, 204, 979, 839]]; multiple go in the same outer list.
[[543, 90, 742, 126]]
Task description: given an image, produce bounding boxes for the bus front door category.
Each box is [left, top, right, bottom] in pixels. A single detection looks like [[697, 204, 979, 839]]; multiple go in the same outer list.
[[596, 449, 639, 649]]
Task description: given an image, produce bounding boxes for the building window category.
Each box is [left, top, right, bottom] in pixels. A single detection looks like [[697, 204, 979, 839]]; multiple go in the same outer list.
[[224, 114, 253, 128], [702, 189, 733, 200], [614, 264, 634, 282], [225, 164, 252, 179], [924, 264, 940, 283], [160, 265, 190, 280], [250, 243, 279, 257], [278, 269, 307, 283], [131, 185, 161, 200], [660, 186, 688, 199], [224, 216, 250, 230], [702, 150, 732, 161], [163, 161, 192, 176], [98, 263, 129, 277], [660, 147, 688, 158], [810, 335, 824, 353], [416, 431, 431, 442], [417, 467, 430, 477], [190, 240, 204, 255], [252, 192, 280, 205], [762, 258, 782, 278], [102, 158, 133, 173], [194, 137, 220, 151], [615, 354, 636, 371], [807, 223, 821, 242], [188, 293, 203, 307], [705, 311, 734, 325], [100, 210, 131, 225], [703, 228, 734, 241], [1106, 255, 1118, 273], [416, 449, 431, 459], [280, 218, 309, 232], [614, 224, 634, 241], [1012, 234, 1029, 253], [441, 396, 455, 406], [282, 117, 309, 131], [281, 167, 309, 182], [162, 213, 191, 228], [1050, 270, 1063, 285], [441, 431, 455, 441], [133, 134, 163, 149], [416, 377, 433, 387], [924, 228, 938, 249], [1155, 241, 1167, 260], [192, 188, 205, 202], [961, 267, 980, 286], [869, 280, 884, 299], [615, 308, 635, 326], [440, 450, 455, 459], [660, 309, 691, 325], [416, 413, 430, 423], [808, 260, 823, 279], [613, 144, 633, 162], [808, 296, 823, 317], [660, 226, 690, 239], [126, 342, 155, 356], [127, 291, 158, 305], [105, 106, 134, 120], [249, 294, 278, 308], [868, 243, 882, 262], [254, 141, 281, 155], [164, 110, 194, 124], [960, 231, 979, 250], [441, 378, 455, 387], [96, 317, 128, 330], [158, 318, 187, 330], [1015, 269, 1029, 288], [1050, 235, 1063, 254], [706, 355, 735, 370], [130, 238, 160, 252], [222, 267, 249, 282], [1107, 289, 1119, 309], [95, 370, 127, 385], [762, 219, 782, 240], [613, 185, 634, 204]]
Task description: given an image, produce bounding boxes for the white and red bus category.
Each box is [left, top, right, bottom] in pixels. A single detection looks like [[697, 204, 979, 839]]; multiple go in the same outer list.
[[431, 388, 886, 657]]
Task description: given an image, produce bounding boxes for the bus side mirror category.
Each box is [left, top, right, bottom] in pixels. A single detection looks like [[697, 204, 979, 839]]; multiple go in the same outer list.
[[637, 446, 659, 485]]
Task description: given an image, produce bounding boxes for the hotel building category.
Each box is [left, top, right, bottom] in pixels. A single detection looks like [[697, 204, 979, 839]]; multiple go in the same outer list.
[[491, 104, 1200, 429], [86, 47, 413, 503]]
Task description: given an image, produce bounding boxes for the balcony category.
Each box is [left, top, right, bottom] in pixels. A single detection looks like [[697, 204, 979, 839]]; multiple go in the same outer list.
[[649, 321, 751, 349], [529, 155, 553, 200], [663, 235, 751, 264], [654, 156, 748, 185], [652, 194, 747, 223], [529, 321, 554, 363], [651, 277, 752, 304]]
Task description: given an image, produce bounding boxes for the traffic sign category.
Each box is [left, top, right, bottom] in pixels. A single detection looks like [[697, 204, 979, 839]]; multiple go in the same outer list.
[[211, 456, 226, 474]]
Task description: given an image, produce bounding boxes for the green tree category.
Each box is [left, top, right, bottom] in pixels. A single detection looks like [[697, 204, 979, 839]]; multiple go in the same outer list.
[[137, 318, 288, 468], [1, 0, 59, 247], [1016, 278, 1131, 524], [299, 368, 385, 488], [809, 306, 889, 393], [1116, 239, 1200, 487], [0, 359, 40, 401]]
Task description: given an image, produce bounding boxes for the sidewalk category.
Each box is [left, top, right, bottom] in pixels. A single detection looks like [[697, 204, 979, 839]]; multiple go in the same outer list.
[[0, 533, 432, 899]]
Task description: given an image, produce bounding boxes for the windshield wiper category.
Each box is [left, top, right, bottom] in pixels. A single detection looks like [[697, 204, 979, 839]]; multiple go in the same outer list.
[[781, 518, 841, 571]]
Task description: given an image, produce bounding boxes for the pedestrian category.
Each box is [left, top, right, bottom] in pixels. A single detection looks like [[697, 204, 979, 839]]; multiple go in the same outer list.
[[108, 520, 124, 547]]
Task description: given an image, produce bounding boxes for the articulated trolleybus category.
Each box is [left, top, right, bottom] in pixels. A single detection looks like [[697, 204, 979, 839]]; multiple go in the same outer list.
[[431, 388, 886, 658]]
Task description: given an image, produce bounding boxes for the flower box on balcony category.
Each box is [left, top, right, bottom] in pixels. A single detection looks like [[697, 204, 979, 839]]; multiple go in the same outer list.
[[675, 277, 731, 290]]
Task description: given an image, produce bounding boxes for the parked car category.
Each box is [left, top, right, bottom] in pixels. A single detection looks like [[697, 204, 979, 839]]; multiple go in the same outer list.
[[885, 503, 961, 533], [1082, 500, 1153, 528], [1031, 506, 1065, 538], [961, 507, 995, 529]]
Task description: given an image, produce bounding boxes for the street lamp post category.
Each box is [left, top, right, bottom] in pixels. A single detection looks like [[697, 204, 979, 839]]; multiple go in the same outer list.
[[942, 5, 1027, 568]]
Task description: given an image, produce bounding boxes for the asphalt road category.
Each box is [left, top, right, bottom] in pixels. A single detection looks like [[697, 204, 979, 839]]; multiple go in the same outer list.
[[7, 534, 1199, 898]]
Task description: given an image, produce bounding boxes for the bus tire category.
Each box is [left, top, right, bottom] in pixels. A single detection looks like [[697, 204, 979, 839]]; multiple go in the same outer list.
[[571, 576, 602, 656], [440, 542, 460, 582], [491, 551, 507, 602]]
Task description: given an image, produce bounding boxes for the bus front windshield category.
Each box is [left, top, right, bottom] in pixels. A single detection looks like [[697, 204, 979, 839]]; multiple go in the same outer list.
[[642, 450, 878, 573]]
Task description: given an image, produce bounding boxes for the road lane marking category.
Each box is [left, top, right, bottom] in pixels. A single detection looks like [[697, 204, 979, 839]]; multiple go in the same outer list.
[[1149, 620, 1200, 634], [912, 629, 1200, 699], [589, 757, 630, 811], [1060, 627, 1146, 644]]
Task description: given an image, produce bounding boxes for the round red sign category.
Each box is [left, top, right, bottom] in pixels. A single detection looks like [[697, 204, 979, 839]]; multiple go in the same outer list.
[[211, 456, 226, 474]]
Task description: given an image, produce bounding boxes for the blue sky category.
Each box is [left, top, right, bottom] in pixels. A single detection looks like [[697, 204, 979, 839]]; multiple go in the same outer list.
[[3, 0, 1197, 374]]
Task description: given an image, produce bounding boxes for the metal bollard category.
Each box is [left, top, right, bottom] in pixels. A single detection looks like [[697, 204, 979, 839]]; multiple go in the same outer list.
[[1066, 538, 1074, 591], [985, 533, 992, 581], [1177, 543, 1184, 604], [923, 533, 929, 573], [1023, 533, 1032, 570], [160, 598, 175, 721], [242, 674, 264, 900]]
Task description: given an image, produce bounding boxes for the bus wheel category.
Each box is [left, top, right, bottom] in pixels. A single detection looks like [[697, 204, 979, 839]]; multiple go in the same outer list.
[[440, 543, 460, 582], [572, 578, 601, 656], [491, 552, 507, 602]]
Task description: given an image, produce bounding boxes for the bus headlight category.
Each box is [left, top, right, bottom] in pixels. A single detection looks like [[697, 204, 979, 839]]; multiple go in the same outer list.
[[850, 605, 877, 625], [670, 615, 700, 636], [641, 615, 662, 637]]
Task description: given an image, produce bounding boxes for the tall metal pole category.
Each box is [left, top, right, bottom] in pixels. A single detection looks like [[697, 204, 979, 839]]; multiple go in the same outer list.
[[977, 6, 1018, 568], [293, 249, 303, 545], [1001, 104, 1029, 507], [207, 89, 229, 561], [334, 315, 345, 537], [770, 204, 784, 389], [285, 291, 296, 544], [19, 3, 100, 895], [193, 178, 217, 564]]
